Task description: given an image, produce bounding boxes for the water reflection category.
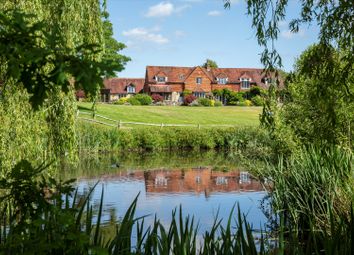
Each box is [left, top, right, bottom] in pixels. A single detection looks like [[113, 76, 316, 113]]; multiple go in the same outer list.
[[68, 152, 267, 236]]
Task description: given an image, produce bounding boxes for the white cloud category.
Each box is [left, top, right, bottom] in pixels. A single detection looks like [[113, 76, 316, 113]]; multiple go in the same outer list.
[[145, 2, 174, 17], [145, 1, 190, 18], [281, 29, 305, 39], [174, 30, 186, 38], [207, 10, 222, 16], [122, 28, 169, 44]]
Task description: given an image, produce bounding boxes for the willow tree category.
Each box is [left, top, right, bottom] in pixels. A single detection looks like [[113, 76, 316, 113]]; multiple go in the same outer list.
[[0, 0, 128, 172], [224, 0, 354, 150]]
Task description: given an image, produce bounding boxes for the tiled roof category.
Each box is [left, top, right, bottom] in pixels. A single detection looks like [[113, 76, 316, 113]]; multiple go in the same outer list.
[[103, 78, 145, 94], [150, 85, 171, 93], [146, 66, 272, 89], [146, 66, 195, 84]]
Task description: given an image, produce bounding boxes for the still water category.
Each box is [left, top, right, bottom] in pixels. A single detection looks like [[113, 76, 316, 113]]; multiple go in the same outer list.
[[64, 151, 268, 233]]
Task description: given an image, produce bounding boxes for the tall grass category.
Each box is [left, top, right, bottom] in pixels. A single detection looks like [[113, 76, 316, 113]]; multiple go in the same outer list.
[[258, 146, 354, 254], [76, 121, 272, 158]]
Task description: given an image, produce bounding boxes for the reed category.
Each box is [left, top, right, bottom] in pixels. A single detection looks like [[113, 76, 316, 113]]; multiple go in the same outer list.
[[1, 155, 353, 254]]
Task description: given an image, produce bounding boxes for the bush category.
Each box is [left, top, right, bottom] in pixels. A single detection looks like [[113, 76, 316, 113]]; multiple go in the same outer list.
[[210, 99, 215, 106], [151, 93, 164, 103], [251, 95, 264, 106], [214, 100, 222, 106], [189, 100, 199, 106], [238, 100, 252, 106], [77, 121, 272, 153], [114, 97, 128, 105], [134, 94, 152, 105], [127, 97, 141, 105], [198, 98, 212, 107], [183, 94, 197, 105]]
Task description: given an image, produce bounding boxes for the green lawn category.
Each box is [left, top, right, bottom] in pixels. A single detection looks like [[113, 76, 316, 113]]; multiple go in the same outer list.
[[77, 102, 261, 127]]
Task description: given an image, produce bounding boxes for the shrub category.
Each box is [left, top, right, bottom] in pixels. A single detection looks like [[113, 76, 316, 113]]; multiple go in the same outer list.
[[198, 98, 212, 107], [212, 89, 223, 97], [114, 97, 128, 105], [183, 94, 197, 105], [214, 100, 222, 106], [151, 93, 164, 103], [127, 97, 141, 105], [210, 99, 215, 106], [238, 100, 252, 106], [189, 100, 199, 106], [134, 94, 152, 105], [251, 95, 264, 106]]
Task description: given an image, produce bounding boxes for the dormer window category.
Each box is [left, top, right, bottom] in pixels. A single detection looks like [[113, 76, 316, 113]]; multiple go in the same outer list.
[[156, 76, 166, 83], [179, 74, 184, 80], [196, 77, 202, 84], [127, 85, 135, 93], [241, 78, 251, 89], [217, 77, 227, 84]]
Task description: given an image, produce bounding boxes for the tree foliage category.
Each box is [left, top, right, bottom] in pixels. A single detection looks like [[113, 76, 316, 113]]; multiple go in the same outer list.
[[202, 59, 218, 69], [280, 44, 354, 148], [101, 12, 131, 78], [224, 0, 354, 150], [0, 0, 130, 169]]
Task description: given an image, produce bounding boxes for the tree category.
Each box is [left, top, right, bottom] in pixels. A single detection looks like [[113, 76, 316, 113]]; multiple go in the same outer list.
[[280, 44, 354, 148], [202, 59, 218, 69], [101, 11, 131, 78], [0, 0, 128, 170], [224, 0, 354, 149]]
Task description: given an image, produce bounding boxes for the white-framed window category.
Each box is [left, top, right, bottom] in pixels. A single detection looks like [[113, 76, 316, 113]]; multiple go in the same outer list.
[[127, 85, 135, 93], [193, 92, 205, 98], [216, 176, 228, 185], [196, 77, 202, 84], [179, 74, 184, 80], [217, 77, 227, 84], [239, 171, 251, 184], [157, 76, 166, 83], [241, 78, 251, 89]]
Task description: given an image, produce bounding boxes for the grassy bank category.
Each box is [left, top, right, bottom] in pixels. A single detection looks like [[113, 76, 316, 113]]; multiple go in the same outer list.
[[77, 121, 272, 156], [78, 102, 261, 126]]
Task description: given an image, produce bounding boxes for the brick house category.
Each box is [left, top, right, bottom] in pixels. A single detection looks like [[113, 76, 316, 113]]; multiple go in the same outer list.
[[101, 78, 145, 102], [144, 66, 272, 103]]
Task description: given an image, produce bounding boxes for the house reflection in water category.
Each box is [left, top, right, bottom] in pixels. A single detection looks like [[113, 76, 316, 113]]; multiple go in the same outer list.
[[143, 167, 263, 197], [96, 167, 263, 198]]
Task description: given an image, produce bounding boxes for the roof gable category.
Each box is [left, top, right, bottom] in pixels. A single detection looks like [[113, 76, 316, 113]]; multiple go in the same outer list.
[[103, 78, 145, 94]]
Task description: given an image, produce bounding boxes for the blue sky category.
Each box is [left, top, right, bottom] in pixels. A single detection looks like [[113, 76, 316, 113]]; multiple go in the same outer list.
[[107, 0, 319, 78]]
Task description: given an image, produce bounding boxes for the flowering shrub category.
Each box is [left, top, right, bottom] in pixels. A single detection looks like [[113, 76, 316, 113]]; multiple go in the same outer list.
[[183, 94, 197, 105]]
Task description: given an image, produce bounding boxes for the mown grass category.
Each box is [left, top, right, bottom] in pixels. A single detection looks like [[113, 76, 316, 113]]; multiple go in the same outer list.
[[77, 102, 261, 126]]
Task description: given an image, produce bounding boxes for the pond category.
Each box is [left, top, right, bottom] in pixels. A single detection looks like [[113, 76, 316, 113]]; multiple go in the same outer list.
[[62, 151, 268, 235]]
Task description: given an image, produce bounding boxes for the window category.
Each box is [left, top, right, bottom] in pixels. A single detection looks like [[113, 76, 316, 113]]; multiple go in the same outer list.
[[196, 77, 202, 84], [127, 85, 135, 93], [179, 74, 184, 80], [216, 176, 228, 185], [241, 78, 250, 89], [157, 76, 166, 82], [239, 171, 251, 184], [217, 78, 227, 84], [193, 92, 205, 98]]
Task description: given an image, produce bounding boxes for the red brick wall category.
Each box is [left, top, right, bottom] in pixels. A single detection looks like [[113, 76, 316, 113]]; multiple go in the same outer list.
[[184, 67, 212, 92]]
